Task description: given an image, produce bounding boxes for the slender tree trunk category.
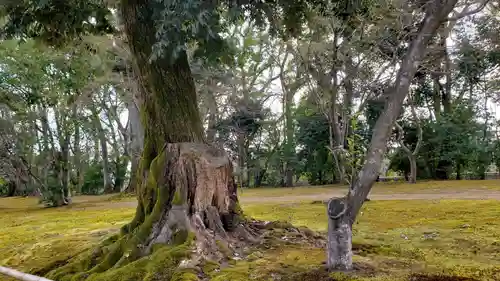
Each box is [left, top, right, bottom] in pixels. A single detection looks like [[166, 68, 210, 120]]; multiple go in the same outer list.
[[408, 154, 417, 183], [125, 73, 144, 193], [60, 133, 71, 204], [326, 0, 459, 271], [329, 33, 347, 185], [283, 85, 294, 187], [236, 135, 247, 188], [39, 106, 52, 185], [73, 103, 83, 194], [106, 114, 128, 193], [93, 137, 100, 162], [205, 79, 218, 143], [91, 108, 113, 193]]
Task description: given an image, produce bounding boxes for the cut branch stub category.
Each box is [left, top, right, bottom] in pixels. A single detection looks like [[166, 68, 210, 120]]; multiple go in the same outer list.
[[326, 197, 353, 271], [139, 142, 244, 253], [327, 197, 347, 220]]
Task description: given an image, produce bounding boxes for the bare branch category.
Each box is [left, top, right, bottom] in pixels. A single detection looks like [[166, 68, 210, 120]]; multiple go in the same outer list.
[[447, 0, 491, 21]]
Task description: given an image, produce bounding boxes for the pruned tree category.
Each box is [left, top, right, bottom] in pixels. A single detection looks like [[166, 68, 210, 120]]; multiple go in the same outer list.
[[325, 0, 491, 270]]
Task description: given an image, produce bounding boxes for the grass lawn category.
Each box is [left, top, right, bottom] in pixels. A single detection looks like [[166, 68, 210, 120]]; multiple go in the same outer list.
[[1, 181, 500, 281]]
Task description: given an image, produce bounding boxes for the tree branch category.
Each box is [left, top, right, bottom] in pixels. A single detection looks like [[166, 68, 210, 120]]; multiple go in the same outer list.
[[395, 122, 412, 156], [447, 0, 491, 20]]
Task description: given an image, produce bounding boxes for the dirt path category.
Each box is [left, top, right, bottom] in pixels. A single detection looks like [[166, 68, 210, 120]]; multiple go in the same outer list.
[[240, 190, 500, 203], [64, 189, 500, 210]]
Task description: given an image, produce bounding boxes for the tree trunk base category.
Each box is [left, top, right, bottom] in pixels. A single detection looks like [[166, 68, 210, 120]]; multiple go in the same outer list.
[[46, 142, 262, 280], [326, 198, 353, 271]]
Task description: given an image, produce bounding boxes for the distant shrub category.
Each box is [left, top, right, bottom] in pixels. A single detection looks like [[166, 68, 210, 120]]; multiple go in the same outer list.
[[81, 162, 105, 195]]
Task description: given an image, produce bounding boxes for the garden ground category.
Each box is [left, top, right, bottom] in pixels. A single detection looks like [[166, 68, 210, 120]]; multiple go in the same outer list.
[[1, 180, 500, 281]]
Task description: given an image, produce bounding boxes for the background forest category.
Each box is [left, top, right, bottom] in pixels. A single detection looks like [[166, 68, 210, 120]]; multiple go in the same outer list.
[[0, 1, 499, 207]]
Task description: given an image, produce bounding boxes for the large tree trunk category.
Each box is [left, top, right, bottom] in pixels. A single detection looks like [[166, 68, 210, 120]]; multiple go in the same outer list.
[[326, 0, 459, 271], [47, 1, 253, 278]]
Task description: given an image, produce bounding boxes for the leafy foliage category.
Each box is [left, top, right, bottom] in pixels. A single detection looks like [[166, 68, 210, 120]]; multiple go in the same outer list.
[[0, 0, 114, 46], [81, 162, 105, 195]]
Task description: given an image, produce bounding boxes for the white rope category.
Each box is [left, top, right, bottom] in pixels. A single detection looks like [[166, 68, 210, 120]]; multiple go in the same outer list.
[[0, 266, 54, 281]]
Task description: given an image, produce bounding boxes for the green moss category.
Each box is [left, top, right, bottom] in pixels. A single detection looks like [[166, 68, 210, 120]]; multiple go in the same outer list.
[[215, 239, 232, 258], [210, 272, 248, 281], [170, 270, 199, 281], [329, 272, 361, 281], [2, 182, 500, 281], [171, 229, 189, 245], [246, 251, 264, 261], [201, 260, 220, 274], [233, 201, 243, 215], [172, 189, 184, 205], [82, 233, 194, 281]]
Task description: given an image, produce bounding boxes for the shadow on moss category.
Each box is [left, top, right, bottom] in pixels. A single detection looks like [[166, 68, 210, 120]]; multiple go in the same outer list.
[[408, 273, 480, 281]]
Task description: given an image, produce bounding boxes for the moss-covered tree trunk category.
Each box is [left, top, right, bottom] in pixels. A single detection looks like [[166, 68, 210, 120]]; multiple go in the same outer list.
[[47, 1, 251, 279], [120, 0, 248, 254]]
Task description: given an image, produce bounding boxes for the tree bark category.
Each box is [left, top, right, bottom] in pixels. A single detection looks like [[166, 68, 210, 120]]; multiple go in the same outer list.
[[327, 198, 352, 271], [326, 0, 459, 271]]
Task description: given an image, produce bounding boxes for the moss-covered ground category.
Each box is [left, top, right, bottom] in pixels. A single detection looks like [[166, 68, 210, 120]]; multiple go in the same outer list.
[[238, 179, 500, 198], [1, 181, 500, 281]]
